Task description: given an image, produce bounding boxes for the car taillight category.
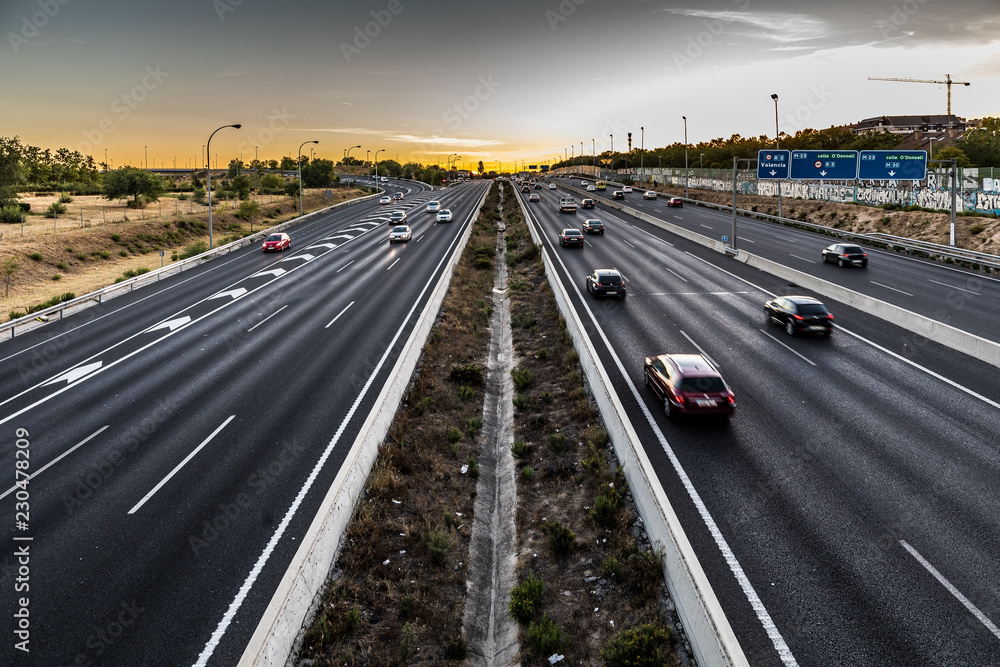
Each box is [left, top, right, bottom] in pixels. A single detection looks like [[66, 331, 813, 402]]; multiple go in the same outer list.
[[827, 314, 834, 320], [620, 281, 625, 287], [674, 393, 685, 405], [725, 394, 735, 405], [793, 314, 803, 320], [841, 253, 850, 257]]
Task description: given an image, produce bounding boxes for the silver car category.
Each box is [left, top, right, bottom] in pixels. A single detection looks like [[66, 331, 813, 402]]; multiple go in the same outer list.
[[388, 225, 412, 243]]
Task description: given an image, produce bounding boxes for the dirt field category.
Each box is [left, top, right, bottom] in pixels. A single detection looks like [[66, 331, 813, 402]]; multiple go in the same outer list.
[[0, 189, 361, 322]]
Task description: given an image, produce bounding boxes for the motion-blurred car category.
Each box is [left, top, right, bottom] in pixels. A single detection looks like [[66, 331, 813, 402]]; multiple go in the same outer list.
[[388, 210, 407, 224], [622, 186, 633, 193], [393, 192, 404, 201], [261, 232, 290, 252], [436, 209, 453, 222], [586, 184, 597, 192], [379, 196, 392, 205], [764, 295, 834, 336], [426, 201, 441, 212], [822, 243, 868, 268], [521, 185, 530, 193], [548, 183, 557, 190], [643, 190, 657, 200], [667, 197, 683, 207], [534, 183, 542, 189], [612, 191, 625, 200], [585, 269, 626, 298], [528, 193, 540, 202], [559, 229, 584, 247], [643, 353, 736, 418], [388, 225, 412, 243], [581, 198, 595, 209], [581, 219, 604, 234]]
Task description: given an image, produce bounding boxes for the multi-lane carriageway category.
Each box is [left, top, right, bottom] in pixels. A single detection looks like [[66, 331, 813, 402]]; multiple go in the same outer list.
[[0, 179, 489, 665], [519, 178, 1000, 666], [1, 172, 999, 666]]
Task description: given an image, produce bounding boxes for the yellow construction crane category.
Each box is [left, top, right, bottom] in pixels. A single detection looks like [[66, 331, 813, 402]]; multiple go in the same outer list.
[[868, 74, 971, 115]]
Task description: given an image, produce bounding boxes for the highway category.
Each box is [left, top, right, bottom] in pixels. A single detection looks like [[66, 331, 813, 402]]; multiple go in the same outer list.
[[517, 181, 1000, 666], [559, 177, 1000, 348], [0, 179, 490, 665]]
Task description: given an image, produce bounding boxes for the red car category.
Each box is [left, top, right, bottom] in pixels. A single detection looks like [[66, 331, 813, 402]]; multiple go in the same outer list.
[[261, 233, 290, 252], [643, 353, 735, 418], [559, 229, 584, 247], [667, 197, 683, 207]]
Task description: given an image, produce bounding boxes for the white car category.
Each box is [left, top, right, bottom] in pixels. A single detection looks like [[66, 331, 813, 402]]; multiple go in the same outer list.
[[548, 183, 557, 190], [622, 186, 633, 193], [580, 180, 588, 186], [643, 190, 657, 200], [436, 209, 453, 222], [379, 196, 392, 205], [388, 225, 412, 243], [586, 185, 596, 192], [426, 200, 441, 212], [393, 192, 404, 201]]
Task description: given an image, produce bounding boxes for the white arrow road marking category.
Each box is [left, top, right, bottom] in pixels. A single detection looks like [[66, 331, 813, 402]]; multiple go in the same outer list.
[[128, 415, 235, 515], [280, 253, 314, 262], [210, 288, 248, 300], [252, 268, 287, 278], [323, 235, 354, 242], [307, 243, 339, 250], [145, 316, 192, 333], [42, 361, 103, 386]]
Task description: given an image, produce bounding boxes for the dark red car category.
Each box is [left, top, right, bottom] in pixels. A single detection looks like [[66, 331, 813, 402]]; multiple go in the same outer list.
[[643, 353, 735, 418], [667, 197, 683, 207], [261, 233, 290, 252]]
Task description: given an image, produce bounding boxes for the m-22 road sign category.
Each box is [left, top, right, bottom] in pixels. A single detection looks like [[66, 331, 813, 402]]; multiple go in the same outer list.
[[789, 150, 859, 180], [757, 150, 790, 179], [858, 150, 928, 181]]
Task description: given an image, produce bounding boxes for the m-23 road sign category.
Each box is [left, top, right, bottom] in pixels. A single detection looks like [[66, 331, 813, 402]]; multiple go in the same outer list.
[[757, 150, 790, 179], [858, 150, 928, 181], [790, 151, 859, 180]]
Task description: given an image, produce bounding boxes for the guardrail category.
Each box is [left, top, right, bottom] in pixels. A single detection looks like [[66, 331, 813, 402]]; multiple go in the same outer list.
[[1, 192, 379, 340]]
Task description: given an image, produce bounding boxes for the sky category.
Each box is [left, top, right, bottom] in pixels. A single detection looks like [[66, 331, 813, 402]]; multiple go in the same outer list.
[[1, 0, 998, 171]]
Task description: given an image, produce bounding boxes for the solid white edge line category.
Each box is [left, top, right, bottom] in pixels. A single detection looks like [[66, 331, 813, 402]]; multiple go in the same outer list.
[[324, 301, 355, 329], [206, 183, 491, 667], [128, 415, 235, 515], [759, 329, 818, 367], [247, 305, 288, 333], [900, 540, 1000, 641], [0, 425, 110, 501]]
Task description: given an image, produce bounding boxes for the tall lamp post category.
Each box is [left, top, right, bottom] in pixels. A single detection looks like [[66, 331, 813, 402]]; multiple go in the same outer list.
[[206, 123, 241, 249], [640, 126, 644, 188], [365, 149, 370, 178], [609, 134, 614, 179], [771, 93, 782, 219], [298, 140, 319, 214], [592, 139, 595, 170], [375, 148, 385, 183], [682, 116, 689, 199], [345, 145, 360, 199]]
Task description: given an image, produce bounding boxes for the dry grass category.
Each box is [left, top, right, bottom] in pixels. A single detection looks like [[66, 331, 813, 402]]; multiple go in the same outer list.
[[0, 189, 357, 321]]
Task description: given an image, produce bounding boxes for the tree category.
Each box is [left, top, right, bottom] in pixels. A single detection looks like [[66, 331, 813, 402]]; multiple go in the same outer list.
[[958, 117, 1000, 167], [284, 180, 300, 198], [101, 166, 166, 207], [301, 159, 335, 187], [477, 160, 484, 175], [0, 136, 26, 207], [933, 145, 972, 168], [231, 174, 251, 199], [1, 257, 19, 298]]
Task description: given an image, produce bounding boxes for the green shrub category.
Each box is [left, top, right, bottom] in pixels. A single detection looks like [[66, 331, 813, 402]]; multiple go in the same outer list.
[[414, 396, 434, 416], [511, 366, 533, 391], [100, 251, 111, 260], [0, 206, 23, 224], [76, 253, 86, 262], [509, 573, 544, 623], [9, 310, 27, 320], [545, 432, 566, 453], [514, 308, 536, 328], [56, 261, 68, 270], [45, 202, 67, 217], [970, 224, 985, 235], [510, 439, 529, 458], [119, 250, 129, 257], [513, 394, 532, 411], [110, 233, 121, 242], [59, 193, 73, 203], [591, 485, 621, 527], [51, 274, 61, 281], [177, 193, 189, 201], [535, 348, 549, 360], [345, 608, 360, 632], [179, 240, 208, 259], [541, 521, 576, 556], [602, 555, 621, 580], [466, 417, 483, 437], [448, 427, 463, 444], [600, 623, 673, 666], [426, 529, 451, 566], [444, 636, 468, 660], [457, 385, 476, 403], [235, 199, 261, 220], [450, 362, 484, 385], [527, 614, 565, 655], [467, 457, 479, 479], [539, 390, 553, 405], [519, 464, 534, 481]]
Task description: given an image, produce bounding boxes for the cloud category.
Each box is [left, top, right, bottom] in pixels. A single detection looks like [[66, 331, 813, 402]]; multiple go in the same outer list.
[[665, 9, 827, 43], [291, 127, 503, 148], [216, 67, 251, 78]]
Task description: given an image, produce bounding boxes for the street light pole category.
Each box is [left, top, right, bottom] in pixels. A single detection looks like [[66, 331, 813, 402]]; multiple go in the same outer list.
[[298, 140, 319, 214], [640, 126, 644, 188], [345, 145, 361, 200], [610, 135, 613, 179], [771, 93, 782, 220], [592, 138, 595, 171], [375, 148, 385, 183], [682, 116, 689, 198], [206, 123, 241, 249]]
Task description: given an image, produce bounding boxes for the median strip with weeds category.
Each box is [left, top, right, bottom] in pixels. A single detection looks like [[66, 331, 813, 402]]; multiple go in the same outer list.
[[295, 181, 689, 666]]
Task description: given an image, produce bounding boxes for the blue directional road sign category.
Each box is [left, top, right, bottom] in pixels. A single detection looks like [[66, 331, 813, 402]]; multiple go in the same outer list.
[[858, 150, 927, 181], [789, 150, 859, 180], [757, 150, 790, 179]]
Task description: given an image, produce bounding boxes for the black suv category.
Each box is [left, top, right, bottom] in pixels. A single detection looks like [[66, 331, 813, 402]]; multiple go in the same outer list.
[[585, 269, 626, 298], [764, 295, 834, 336], [822, 243, 868, 268]]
